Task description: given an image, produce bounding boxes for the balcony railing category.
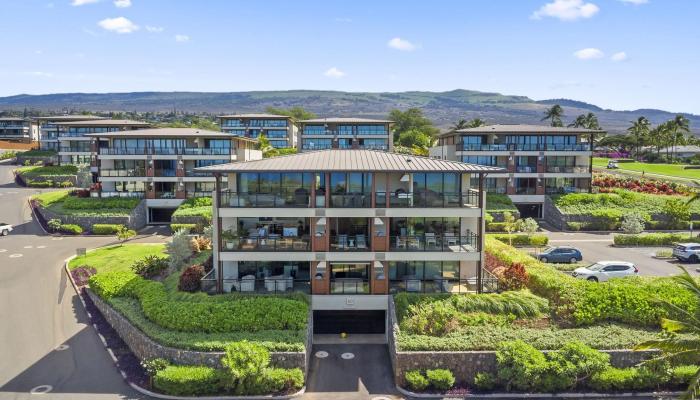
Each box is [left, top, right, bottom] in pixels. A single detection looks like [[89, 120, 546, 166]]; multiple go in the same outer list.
[[330, 234, 370, 251], [330, 279, 369, 294], [486, 187, 507, 194], [100, 148, 148, 155], [181, 148, 232, 156], [200, 270, 311, 294], [99, 191, 145, 198], [60, 147, 91, 153], [377, 190, 479, 208], [389, 233, 479, 252], [220, 192, 311, 208], [186, 191, 212, 198], [544, 166, 590, 173], [515, 187, 537, 195], [515, 166, 537, 173], [301, 144, 332, 150], [545, 186, 590, 195], [329, 193, 372, 208], [100, 168, 145, 177], [389, 275, 499, 294], [185, 170, 213, 177], [154, 169, 177, 177], [155, 191, 177, 199], [98, 147, 233, 155], [459, 143, 591, 151], [221, 236, 310, 252]]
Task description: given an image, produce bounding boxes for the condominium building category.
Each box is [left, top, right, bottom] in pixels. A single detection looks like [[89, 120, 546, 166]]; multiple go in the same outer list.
[[87, 128, 261, 223], [219, 113, 297, 149], [0, 117, 36, 142], [55, 119, 152, 165], [430, 124, 600, 218], [197, 149, 500, 334], [298, 118, 393, 152], [37, 115, 107, 151]]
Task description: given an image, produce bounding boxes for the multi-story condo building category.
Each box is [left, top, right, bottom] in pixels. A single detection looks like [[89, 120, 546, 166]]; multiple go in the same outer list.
[[37, 115, 107, 151], [197, 149, 500, 334], [54, 119, 152, 165], [0, 117, 36, 142], [430, 124, 600, 218], [88, 128, 261, 223], [298, 118, 393, 152], [219, 113, 297, 149]]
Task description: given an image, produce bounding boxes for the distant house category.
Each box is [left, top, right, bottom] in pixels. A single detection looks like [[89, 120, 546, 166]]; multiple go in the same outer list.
[[660, 145, 700, 159]]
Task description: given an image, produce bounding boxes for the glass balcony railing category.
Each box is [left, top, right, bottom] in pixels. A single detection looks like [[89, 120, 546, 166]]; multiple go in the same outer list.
[[181, 148, 232, 155], [186, 191, 212, 198], [389, 275, 500, 294], [221, 236, 310, 252], [99, 191, 145, 198], [100, 168, 146, 177], [330, 279, 369, 294], [60, 147, 91, 152], [155, 191, 177, 199], [545, 186, 590, 195], [459, 143, 591, 151], [544, 166, 590, 173], [515, 166, 537, 173], [330, 234, 371, 251], [377, 190, 479, 208], [98, 147, 232, 155], [220, 192, 311, 208], [99, 148, 148, 155], [329, 193, 372, 208], [389, 233, 479, 252], [200, 270, 311, 295], [154, 169, 177, 177], [515, 187, 537, 195]]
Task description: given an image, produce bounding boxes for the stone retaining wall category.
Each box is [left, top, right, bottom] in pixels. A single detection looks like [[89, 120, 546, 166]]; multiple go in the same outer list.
[[388, 297, 657, 386], [36, 199, 147, 231], [86, 289, 307, 372]]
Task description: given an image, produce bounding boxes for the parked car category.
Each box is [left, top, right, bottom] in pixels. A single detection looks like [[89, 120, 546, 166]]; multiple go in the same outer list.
[[0, 222, 12, 236], [572, 261, 638, 282], [536, 246, 583, 263], [607, 160, 619, 169], [673, 243, 700, 263]]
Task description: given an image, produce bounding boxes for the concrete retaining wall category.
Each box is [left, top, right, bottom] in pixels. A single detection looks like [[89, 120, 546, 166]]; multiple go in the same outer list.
[[36, 199, 147, 231], [388, 296, 657, 386], [86, 289, 307, 372]]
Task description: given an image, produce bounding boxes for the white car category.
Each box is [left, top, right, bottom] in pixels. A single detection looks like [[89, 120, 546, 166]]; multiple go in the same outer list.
[[572, 261, 638, 282], [0, 222, 12, 236], [672, 243, 700, 263]]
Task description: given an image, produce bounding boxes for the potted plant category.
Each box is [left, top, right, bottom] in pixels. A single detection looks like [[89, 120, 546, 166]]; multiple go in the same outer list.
[[221, 230, 239, 250]]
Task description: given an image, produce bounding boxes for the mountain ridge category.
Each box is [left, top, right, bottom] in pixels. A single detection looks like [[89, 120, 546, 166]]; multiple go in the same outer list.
[[0, 89, 696, 134]]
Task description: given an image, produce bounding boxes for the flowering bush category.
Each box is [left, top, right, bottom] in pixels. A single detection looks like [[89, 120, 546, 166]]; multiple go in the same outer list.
[[593, 173, 690, 195], [70, 266, 97, 287]]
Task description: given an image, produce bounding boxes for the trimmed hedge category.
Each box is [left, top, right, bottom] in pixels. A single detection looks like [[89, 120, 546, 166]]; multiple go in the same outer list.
[[485, 237, 696, 327], [89, 271, 308, 332], [91, 224, 125, 235], [486, 193, 518, 212], [62, 196, 139, 210], [170, 223, 198, 233], [60, 224, 83, 235], [154, 365, 222, 396], [490, 234, 549, 247], [172, 197, 212, 220], [613, 232, 696, 246]]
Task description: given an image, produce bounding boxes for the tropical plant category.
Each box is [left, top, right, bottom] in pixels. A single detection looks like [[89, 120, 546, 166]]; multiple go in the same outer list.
[[389, 108, 439, 143], [569, 112, 600, 130], [502, 211, 517, 246], [620, 212, 646, 234], [257, 134, 279, 158], [627, 117, 651, 160], [541, 104, 564, 127], [167, 228, 192, 270], [116, 225, 136, 245]]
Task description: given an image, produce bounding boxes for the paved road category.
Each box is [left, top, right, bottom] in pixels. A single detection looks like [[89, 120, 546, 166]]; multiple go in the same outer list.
[[0, 163, 168, 400], [544, 231, 700, 277]]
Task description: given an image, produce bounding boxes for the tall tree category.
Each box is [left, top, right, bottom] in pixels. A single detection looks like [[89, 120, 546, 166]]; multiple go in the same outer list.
[[669, 115, 692, 162], [541, 104, 564, 127], [389, 108, 439, 144], [450, 119, 469, 132], [626, 116, 651, 160], [265, 106, 316, 121], [466, 118, 487, 128]]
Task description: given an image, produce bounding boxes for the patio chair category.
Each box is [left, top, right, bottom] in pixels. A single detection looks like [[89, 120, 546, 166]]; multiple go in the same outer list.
[[356, 234, 367, 249], [425, 232, 437, 248], [338, 234, 348, 249], [239, 275, 256, 292]]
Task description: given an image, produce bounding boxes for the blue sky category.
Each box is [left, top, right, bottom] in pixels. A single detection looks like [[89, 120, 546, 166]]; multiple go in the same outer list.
[[1, 0, 699, 113]]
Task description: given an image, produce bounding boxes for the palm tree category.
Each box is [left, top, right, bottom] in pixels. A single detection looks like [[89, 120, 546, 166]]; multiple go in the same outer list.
[[541, 104, 564, 127], [467, 118, 486, 128], [627, 117, 651, 160], [449, 119, 469, 132], [670, 115, 692, 162], [568, 114, 588, 129], [635, 267, 700, 399], [257, 135, 279, 158]]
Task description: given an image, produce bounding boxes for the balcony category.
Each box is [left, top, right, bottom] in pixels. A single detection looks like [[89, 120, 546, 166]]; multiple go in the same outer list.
[[221, 236, 310, 252], [378, 190, 479, 208], [60, 147, 91, 153], [155, 191, 177, 199], [100, 148, 148, 155], [389, 233, 479, 252], [487, 187, 507, 194], [389, 275, 499, 294], [154, 169, 177, 177], [185, 170, 214, 177], [330, 234, 370, 251], [181, 148, 232, 156], [302, 144, 332, 150], [201, 271, 311, 294], [99, 191, 145, 198], [545, 186, 589, 195], [330, 279, 369, 294], [545, 166, 590, 173], [459, 143, 590, 151], [100, 168, 146, 177], [514, 187, 537, 195], [329, 193, 372, 208], [515, 165, 537, 173], [220, 191, 310, 208], [186, 191, 212, 198]]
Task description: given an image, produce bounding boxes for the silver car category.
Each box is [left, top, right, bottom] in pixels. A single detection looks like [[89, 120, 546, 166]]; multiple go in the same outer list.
[[572, 261, 638, 282]]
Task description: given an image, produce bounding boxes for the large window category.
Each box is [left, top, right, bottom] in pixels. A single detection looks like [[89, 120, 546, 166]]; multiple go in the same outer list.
[[389, 261, 460, 280], [303, 125, 326, 135], [205, 139, 231, 149], [337, 125, 354, 135], [330, 172, 372, 207], [356, 125, 387, 135], [462, 155, 498, 166], [237, 172, 314, 195], [359, 138, 388, 149], [263, 130, 288, 139], [302, 138, 331, 150], [412, 173, 460, 194]]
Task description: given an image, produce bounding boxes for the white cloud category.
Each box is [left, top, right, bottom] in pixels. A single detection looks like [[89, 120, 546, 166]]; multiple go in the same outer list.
[[114, 0, 131, 7], [531, 0, 599, 21], [611, 51, 628, 61], [619, 0, 648, 4], [573, 47, 604, 60], [387, 37, 417, 51], [98, 17, 139, 34], [71, 0, 99, 5], [324, 67, 346, 78], [145, 25, 164, 33], [174, 34, 190, 42]]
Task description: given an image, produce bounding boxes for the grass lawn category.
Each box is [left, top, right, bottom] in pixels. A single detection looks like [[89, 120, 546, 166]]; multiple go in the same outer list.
[[593, 157, 700, 180], [68, 243, 166, 274]]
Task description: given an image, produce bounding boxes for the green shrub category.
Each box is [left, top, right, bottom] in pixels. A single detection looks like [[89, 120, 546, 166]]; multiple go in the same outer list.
[[261, 368, 304, 393], [60, 224, 83, 235], [131, 255, 169, 278], [59, 180, 73, 188], [588, 366, 669, 392], [89, 270, 139, 299], [170, 223, 198, 233], [490, 234, 549, 247], [47, 218, 62, 232], [566, 221, 583, 231], [172, 197, 213, 220], [663, 198, 691, 229], [426, 369, 455, 391], [486, 193, 518, 211], [405, 370, 429, 392], [221, 341, 271, 394], [62, 196, 139, 210], [486, 222, 507, 232], [544, 341, 610, 391], [613, 233, 695, 246], [27, 179, 53, 187], [473, 372, 497, 391], [670, 365, 699, 387], [153, 365, 222, 396], [17, 165, 77, 177], [496, 340, 549, 392], [91, 224, 124, 235]]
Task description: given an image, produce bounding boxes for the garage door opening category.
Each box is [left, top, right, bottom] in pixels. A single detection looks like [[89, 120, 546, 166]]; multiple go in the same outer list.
[[515, 203, 542, 219], [148, 207, 176, 224], [313, 310, 386, 334]]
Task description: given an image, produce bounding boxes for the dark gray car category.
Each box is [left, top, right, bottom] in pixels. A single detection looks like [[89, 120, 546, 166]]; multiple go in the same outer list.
[[537, 246, 582, 263]]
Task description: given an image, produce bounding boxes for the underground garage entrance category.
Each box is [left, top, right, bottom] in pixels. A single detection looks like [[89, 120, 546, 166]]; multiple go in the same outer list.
[[313, 310, 386, 335]]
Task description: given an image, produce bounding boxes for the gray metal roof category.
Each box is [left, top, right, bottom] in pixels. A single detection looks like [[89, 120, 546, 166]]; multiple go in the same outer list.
[[54, 119, 151, 127], [439, 124, 604, 137], [218, 113, 290, 119], [0, 117, 27, 121], [84, 127, 257, 142], [300, 117, 393, 124], [34, 115, 107, 122], [196, 149, 503, 173]]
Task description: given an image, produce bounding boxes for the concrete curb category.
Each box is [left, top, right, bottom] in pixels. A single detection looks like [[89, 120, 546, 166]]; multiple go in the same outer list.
[[396, 384, 684, 399], [27, 198, 55, 236], [63, 255, 305, 400]]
